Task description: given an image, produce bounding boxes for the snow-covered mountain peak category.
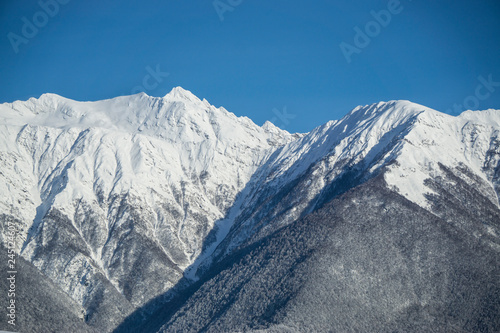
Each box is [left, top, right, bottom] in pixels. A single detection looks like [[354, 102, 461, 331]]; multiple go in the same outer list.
[[256, 101, 431, 183], [1, 89, 499, 331], [380, 105, 500, 209], [458, 108, 500, 126], [1, 89, 293, 145], [240, 100, 500, 223], [163, 86, 202, 103], [262, 120, 278, 131], [36, 92, 68, 103], [0, 88, 300, 265], [346, 100, 433, 122], [262, 120, 291, 135]]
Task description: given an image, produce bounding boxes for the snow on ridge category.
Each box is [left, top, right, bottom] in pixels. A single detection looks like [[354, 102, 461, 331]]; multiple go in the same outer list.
[[0, 87, 301, 273], [0, 88, 294, 142], [458, 108, 500, 127], [250, 99, 499, 213], [214, 100, 500, 262], [2, 93, 498, 237], [1, 90, 499, 319], [163, 86, 202, 103], [383, 105, 500, 209], [261, 100, 430, 184]]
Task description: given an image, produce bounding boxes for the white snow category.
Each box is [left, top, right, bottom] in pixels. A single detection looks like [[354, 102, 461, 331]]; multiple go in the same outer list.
[[0, 87, 297, 266], [1, 88, 499, 312]]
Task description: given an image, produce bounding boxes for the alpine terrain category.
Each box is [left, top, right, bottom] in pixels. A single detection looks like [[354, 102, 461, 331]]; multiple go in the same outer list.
[[0, 87, 499, 332]]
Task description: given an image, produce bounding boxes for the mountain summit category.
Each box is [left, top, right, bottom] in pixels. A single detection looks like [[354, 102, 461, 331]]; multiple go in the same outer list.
[[0, 90, 499, 332]]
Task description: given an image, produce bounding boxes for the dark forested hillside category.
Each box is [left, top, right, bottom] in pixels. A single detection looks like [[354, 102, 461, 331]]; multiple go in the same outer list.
[[152, 174, 500, 333], [0, 242, 98, 332]]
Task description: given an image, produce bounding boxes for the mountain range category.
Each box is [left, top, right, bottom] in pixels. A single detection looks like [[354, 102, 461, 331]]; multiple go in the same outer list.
[[0, 87, 499, 332]]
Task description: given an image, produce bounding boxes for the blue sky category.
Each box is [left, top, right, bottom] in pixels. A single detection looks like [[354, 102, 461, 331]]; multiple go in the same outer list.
[[1, 0, 499, 133]]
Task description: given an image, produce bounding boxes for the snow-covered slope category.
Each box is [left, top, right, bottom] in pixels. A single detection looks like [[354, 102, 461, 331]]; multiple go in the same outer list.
[[265, 100, 499, 212], [0, 87, 296, 329], [152, 101, 500, 333], [0, 90, 499, 332], [196, 101, 500, 270]]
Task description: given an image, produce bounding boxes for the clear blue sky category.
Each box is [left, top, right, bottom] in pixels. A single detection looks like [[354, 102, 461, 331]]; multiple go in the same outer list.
[[1, 0, 499, 133]]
